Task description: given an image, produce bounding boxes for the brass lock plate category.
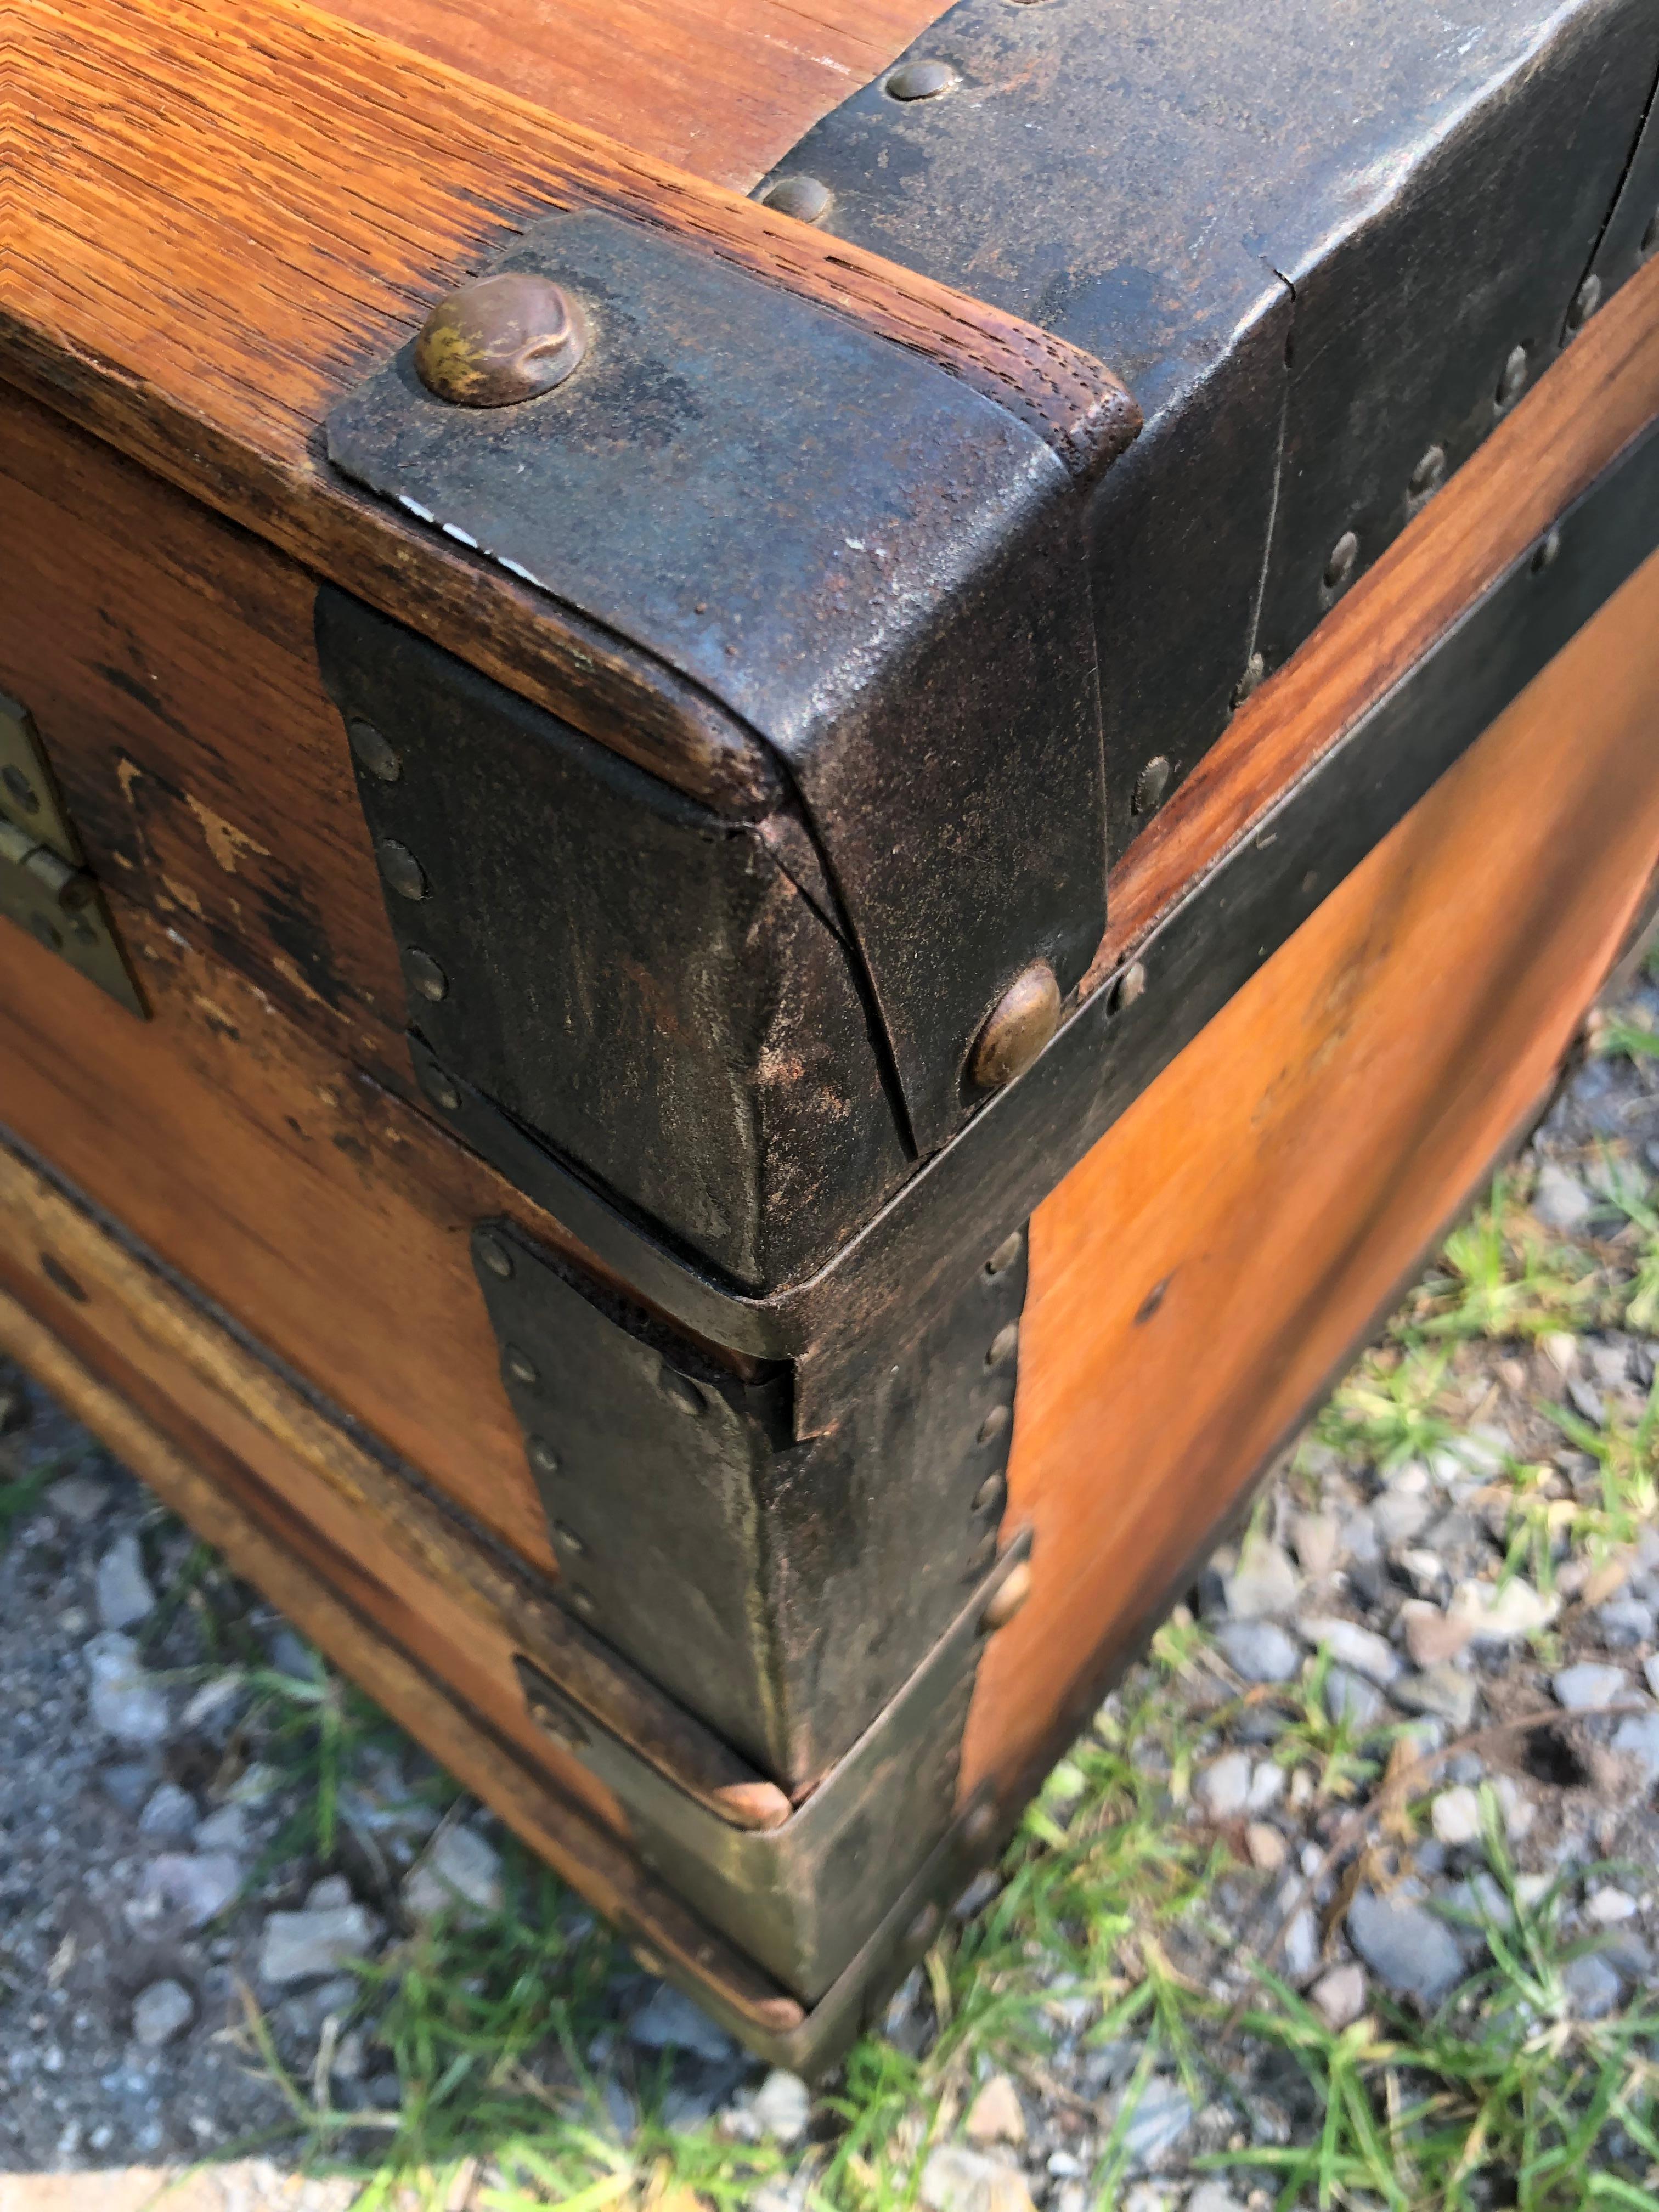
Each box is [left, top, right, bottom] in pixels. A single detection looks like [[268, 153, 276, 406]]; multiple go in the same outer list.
[[0, 691, 145, 1018]]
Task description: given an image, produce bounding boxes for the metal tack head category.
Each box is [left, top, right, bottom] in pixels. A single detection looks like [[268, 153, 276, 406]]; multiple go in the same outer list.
[[1114, 960, 1148, 1011], [376, 838, 427, 902], [972, 1465, 1007, 1510], [1133, 754, 1171, 814], [984, 1229, 1024, 1276], [979, 1558, 1032, 1632], [528, 1436, 560, 1479], [426, 1069, 461, 1111], [761, 175, 833, 224], [1408, 444, 1446, 504], [346, 716, 401, 783], [1323, 529, 1359, 595], [1496, 342, 1530, 409], [886, 58, 957, 99], [414, 272, 589, 408], [1565, 274, 1603, 335], [405, 947, 448, 1002], [475, 1230, 514, 1280], [969, 960, 1060, 1090]]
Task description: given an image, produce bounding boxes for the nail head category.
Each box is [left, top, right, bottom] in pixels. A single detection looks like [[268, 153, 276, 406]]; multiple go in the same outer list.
[[415, 272, 589, 407], [887, 58, 956, 99], [969, 961, 1061, 1090], [761, 176, 833, 223]]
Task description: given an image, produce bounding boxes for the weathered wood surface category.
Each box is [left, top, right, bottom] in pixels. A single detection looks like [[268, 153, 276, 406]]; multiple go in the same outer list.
[[968, 545, 1659, 1805], [311, 0, 952, 189]]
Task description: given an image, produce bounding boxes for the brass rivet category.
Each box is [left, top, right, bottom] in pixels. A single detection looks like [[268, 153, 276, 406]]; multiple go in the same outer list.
[[568, 1588, 597, 1620], [554, 1521, 588, 1557], [985, 1231, 1024, 1276], [761, 176, 833, 224], [347, 717, 401, 783], [1133, 755, 1171, 814], [976, 1410, 1011, 1454], [1114, 960, 1148, 1011], [980, 1559, 1032, 1632], [427, 1071, 460, 1111], [972, 1466, 1007, 1511], [528, 1436, 560, 1479], [966, 1530, 998, 1576], [1323, 530, 1359, 595], [415, 272, 589, 408], [906, 1901, 941, 1949], [504, 1345, 539, 1387], [407, 948, 448, 1002], [661, 1369, 706, 1418], [2, 763, 39, 814], [1532, 527, 1562, 574], [476, 1232, 514, 1279], [969, 961, 1060, 1090], [1408, 444, 1445, 504], [985, 1321, 1019, 1369], [1566, 274, 1602, 335], [886, 58, 956, 99], [1496, 343, 1529, 409], [377, 838, 427, 902], [962, 1797, 1000, 1851]]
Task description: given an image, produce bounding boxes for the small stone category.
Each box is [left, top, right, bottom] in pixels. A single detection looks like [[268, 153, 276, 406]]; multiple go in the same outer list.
[[1567, 1379, 1606, 1426], [1533, 1163, 1595, 1233], [1553, 1662, 1629, 1711], [1246, 1822, 1287, 1870], [1298, 1616, 1402, 1686], [1214, 1619, 1301, 1684], [86, 1632, 170, 1747], [1585, 1886, 1639, 1923], [181, 1677, 246, 1742], [1309, 1963, 1367, 2030], [137, 1781, 198, 1842], [307, 1874, 353, 1910], [1195, 1751, 1252, 1819], [195, 1803, 249, 1854], [95, 1532, 156, 1630], [1115, 2076, 1193, 2168], [48, 1473, 111, 1522], [1400, 1601, 1475, 1668], [1397, 1549, 1449, 1598], [261, 1903, 380, 1985], [1392, 1664, 1481, 1729], [1447, 1425, 1515, 1476], [628, 1982, 738, 2063], [751, 2068, 811, 2145], [1431, 1786, 1483, 1847], [1186, 2188, 1246, 2212], [1291, 1513, 1342, 1580], [1223, 1534, 1301, 1620], [1541, 1331, 1579, 1378], [136, 1851, 241, 1931], [1562, 1953, 1622, 2019], [1248, 1762, 1285, 1812], [1282, 1906, 1319, 1982], [1611, 1711, 1659, 1785], [1374, 1491, 1432, 1549], [1346, 1889, 1465, 2005], [131, 1979, 194, 2047], [1325, 1667, 1386, 1730], [1448, 1577, 1557, 1643], [919, 2144, 1037, 2212], [964, 2072, 1026, 2148], [1598, 1596, 1657, 1649], [1644, 1653, 1659, 1699], [1490, 1774, 1535, 1842], [403, 1823, 504, 1926]]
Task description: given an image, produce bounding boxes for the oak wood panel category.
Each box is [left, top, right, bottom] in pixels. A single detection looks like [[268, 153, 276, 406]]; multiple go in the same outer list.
[[0, 898, 561, 1571], [9, 0, 1132, 811], [1089, 254, 1659, 986], [311, 0, 949, 189], [965, 548, 1659, 1803], [0, 1284, 805, 2036]]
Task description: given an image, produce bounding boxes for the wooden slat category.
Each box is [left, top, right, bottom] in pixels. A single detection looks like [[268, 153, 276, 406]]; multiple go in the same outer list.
[[9, 0, 1134, 809], [966, 548, 1659, 1804], [310, 0, 950, 189]]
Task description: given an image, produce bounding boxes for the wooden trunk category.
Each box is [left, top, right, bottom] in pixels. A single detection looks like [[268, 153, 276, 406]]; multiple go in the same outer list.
[[6, 0, 1659, 2068]]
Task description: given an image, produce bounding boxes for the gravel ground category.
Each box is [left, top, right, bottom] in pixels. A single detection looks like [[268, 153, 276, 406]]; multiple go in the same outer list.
[[5, 973, 1659, 2208]]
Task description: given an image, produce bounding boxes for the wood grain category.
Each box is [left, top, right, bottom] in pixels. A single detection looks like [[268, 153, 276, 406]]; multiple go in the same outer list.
[[965, 547, 1659, 1804], [9, 0, 1134, 811], [310, 0, 950, 190], [0, 1279, 805, 2036], [1090, 253, 1659, 984]]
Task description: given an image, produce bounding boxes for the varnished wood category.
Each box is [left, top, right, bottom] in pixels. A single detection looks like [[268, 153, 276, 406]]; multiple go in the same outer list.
[[311, 0, 950, 190], [10, 0, 1130, 809], [0, 1280, 804, 2038], [966, 549, 1659, 1805]]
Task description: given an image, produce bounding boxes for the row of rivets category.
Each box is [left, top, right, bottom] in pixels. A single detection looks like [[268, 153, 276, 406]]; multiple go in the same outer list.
[[966, 1229, 1023, 1575], [347, 715, 459, 1026]]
